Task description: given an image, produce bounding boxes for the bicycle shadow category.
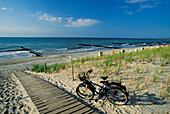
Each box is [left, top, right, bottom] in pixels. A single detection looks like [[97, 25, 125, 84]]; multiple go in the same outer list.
[[129, 91, 168, 105]]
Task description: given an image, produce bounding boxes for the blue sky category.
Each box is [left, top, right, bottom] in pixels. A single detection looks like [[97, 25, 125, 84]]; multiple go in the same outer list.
[[0, 0, 170, 38]]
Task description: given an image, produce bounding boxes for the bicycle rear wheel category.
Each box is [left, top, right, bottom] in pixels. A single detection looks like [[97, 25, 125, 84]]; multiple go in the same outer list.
[[106, 88, 128, 105], [76, 83, 94, 100]]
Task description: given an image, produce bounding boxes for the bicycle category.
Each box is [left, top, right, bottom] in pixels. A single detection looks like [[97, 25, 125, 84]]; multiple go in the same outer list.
[[76, 69, 129, 105]]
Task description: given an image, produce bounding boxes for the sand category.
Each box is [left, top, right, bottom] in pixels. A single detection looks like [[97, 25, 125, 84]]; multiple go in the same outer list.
[[0, 72, 39, 113], [0, 46, 170, 113]]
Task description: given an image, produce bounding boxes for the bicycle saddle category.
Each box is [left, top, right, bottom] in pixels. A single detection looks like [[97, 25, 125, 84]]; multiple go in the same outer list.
[[101, 76, 108, 80]]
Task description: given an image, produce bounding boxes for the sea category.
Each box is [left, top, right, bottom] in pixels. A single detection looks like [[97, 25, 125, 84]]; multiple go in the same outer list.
[[0, 37, 170, 60]]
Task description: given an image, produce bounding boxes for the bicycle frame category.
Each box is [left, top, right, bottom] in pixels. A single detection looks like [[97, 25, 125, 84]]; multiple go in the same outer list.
[[81, 80, 128, 99], [82, 80, 115, 96]]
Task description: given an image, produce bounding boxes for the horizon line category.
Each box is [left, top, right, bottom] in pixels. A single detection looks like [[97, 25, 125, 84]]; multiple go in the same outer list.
[[0, 36, 170, 39]]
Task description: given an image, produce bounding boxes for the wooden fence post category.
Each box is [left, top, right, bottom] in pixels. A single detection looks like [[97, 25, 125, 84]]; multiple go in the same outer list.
[[69, 56, 74, 81], [44, 63, 47, 73]]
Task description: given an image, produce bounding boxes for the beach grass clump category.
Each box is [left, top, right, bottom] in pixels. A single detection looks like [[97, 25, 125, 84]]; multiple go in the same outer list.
[[85, 56, 90, 61], [152, 59, 156, 65], [136, 78, 140, 89], [153, 74, 159, 82], [90, 56, 95, 61], [120, 74, 124, 81], [94, 56, 100, 61], [138, 52, 146, 61], [103, 59, 112, 67], [136, 66, 140, 74], [45, 63, 67, 73], [51, 63, 58, 70], [166, 57, 170, 64], [31, 64, 39, 72], [160, 60, 165, 67], [114, 60, 118, 67], [115, 64, 121, 75], [57, 63, 66, 70], [75, 58, 80, 63], [35, 65, 45, 73], [126, 56, 133, 64], [155, 69, 160, 75], [75, 63, 80, 68], [80, 57, 85, 63]]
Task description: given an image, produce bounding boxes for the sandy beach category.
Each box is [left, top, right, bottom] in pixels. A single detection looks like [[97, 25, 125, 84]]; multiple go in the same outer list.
[[0, 72, 39, 113], [0, 46, 170, 113]]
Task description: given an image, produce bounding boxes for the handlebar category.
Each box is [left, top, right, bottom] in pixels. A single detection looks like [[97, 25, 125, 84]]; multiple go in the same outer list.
[[87, 69, 93, 74]]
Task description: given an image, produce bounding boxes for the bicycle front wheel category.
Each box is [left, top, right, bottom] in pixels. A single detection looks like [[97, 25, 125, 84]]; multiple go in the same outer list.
[[106, 88, 128, 105], [76, 83, 94, 100]]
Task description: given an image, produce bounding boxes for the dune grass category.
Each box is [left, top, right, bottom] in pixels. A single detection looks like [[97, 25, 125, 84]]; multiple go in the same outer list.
[[31, 46, 170, 74]]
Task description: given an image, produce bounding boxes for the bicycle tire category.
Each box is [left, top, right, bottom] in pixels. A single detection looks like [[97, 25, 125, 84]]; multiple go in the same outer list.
[[76, 83, 94, 100], [106, 88, 128, 105]]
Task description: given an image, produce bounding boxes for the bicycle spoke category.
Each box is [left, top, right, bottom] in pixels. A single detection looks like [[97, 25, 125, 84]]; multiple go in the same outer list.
[[76, 84, 94, 100], [107, 88, 128, 105]]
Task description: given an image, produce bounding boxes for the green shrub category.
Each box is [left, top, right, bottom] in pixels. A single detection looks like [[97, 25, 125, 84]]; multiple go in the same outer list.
[[36, 65, 45, 73], [81, 58, 85, 63], [90, 56, 95, 61], [85, 56, 90, 61], [52, 63, 58, 69], [31, 65, 39, 72]]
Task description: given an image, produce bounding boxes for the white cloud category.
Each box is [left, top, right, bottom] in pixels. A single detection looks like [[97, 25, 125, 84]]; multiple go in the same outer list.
[[65, 17, 73, 23], [140, 4, 155, 8], [1, 7, 7, 10], [140, 1, 161, 9], [65, 18, 99, 27], [0, 7, 14, 11], [122, 0, 162, 15], [125, 0, 147, 3], [34, 12, 98, 27], [137, 0, 161, 11], [38, 13, 61, 22]]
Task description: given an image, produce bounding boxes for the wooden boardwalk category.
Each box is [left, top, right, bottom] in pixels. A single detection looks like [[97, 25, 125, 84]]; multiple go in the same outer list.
[[14, 71, 101, 114]]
